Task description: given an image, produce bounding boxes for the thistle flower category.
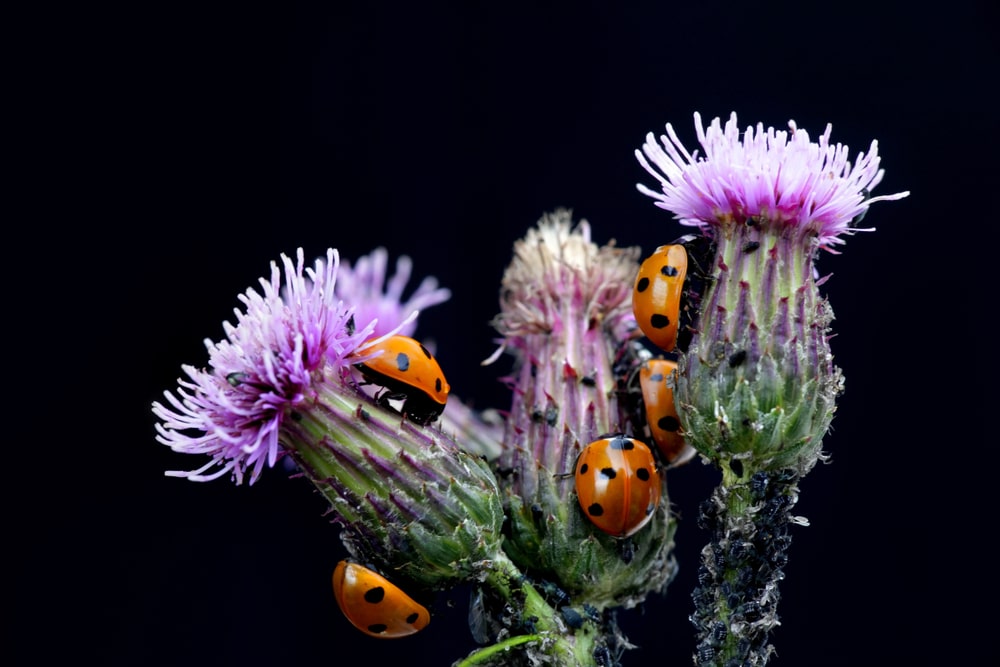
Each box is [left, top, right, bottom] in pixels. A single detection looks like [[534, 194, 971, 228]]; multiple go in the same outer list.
[[153, 248, 503, 589], [637, 111, 909, 473], [154, 245, 649, 667], [491, 209, 677, 611], [636, 112, 909, 665], [334, 246, 451, 340], [152, 248, 372, 485]]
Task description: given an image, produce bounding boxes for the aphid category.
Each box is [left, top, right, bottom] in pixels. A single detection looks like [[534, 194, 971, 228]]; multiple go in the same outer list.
[[574, 434, 661, 538], [353, 334, 450, 424], [332, 560, 430, 638]]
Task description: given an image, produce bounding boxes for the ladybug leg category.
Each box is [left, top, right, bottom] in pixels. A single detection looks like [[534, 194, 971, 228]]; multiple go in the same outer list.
[[375, 389, 407, 411]]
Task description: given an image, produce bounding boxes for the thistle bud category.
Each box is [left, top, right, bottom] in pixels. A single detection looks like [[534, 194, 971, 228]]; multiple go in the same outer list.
[[153, 248, 504, 590], [281, 379, 505, 589], [489, 209, 677, 610]]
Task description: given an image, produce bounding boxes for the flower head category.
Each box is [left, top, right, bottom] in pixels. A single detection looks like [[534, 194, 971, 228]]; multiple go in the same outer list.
[[154, 248, 504, 587], [335, 246, 451, 339], [153, 249, 373, 485], [491, 210, 677, 609], [632, 113, 911, 475], [636, 111, 909, 250]]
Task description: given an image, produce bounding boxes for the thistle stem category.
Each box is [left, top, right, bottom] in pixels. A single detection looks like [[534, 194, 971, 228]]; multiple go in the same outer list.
[[690, 468, 801, 666], [458, 551, 603, 667], [455, 635, 544, 667]]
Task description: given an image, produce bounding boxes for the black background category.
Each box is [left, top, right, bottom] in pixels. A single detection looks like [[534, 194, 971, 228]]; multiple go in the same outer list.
[[17, 1, 995, 665]]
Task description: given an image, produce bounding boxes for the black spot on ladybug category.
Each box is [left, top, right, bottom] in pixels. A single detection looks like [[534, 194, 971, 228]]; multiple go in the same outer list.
[[579, 463, 589, 475], [609, 437, 634, 450], [599, 467, 617, 479], [657, 415, 680, 432], [406, 612, 420, 624], [660, 264, 679, 277], [636, 277, 650, 292], [728, 350, 747, 367], [636, 468, 651, 481], [650, 314, 671, 329], [743, 241, 760, 253], [435, 378, 442, 392], [588, 503, 605, 517], [395, 353, 411, 372], [418, 343, 432, 359], [367, 623, 388, 634], [364, 587, 386, 604]]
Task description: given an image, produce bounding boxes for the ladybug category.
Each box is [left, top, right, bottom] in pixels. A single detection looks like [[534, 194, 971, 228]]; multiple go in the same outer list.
[[332, 560, 430, 638], [574, 434, 661, 538], [632, 244, 688, 353], [638, 358, 695, 466], [353, 334, 450, 425]]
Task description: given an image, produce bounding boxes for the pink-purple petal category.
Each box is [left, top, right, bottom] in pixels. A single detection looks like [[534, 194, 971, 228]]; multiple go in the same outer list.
[[637, 111, 909, 248], [153, 248, 370, 485]]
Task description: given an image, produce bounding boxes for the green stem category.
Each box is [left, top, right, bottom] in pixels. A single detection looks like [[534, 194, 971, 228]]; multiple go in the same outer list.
[[690, 469, 800, 666], [455, 634, 544, 667], [461, 551, 603, 667]]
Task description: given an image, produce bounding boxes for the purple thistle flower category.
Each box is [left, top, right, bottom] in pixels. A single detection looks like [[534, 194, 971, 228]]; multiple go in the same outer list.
[[153, 247, 505, 590], [152, 248, 375, 485], [636, 113, 909, 666], [335, 246, 451, 340], [636, 111, 909, 251]]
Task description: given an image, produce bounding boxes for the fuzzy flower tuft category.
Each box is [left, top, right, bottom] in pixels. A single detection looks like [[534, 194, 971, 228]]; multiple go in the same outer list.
[[152, 248, 375, 485], [335, 246, 451, 339], [489, 209, 639, 348], [636, 111, 909, 250]]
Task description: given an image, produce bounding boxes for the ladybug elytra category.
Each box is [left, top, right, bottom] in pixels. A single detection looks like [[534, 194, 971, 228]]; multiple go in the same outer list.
[[353, 334, 450, 425], [332, 560, 430, 638], [574, 434, 661, 538]]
